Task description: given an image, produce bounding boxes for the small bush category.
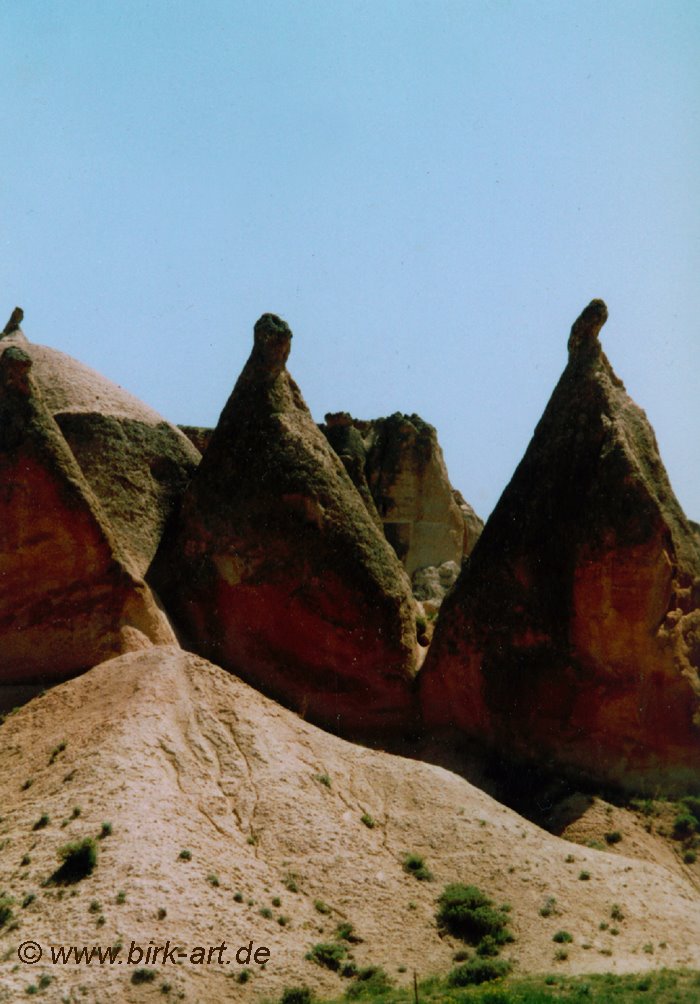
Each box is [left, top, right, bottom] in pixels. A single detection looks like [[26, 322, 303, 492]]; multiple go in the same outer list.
[[360, 814, 375, 829], [448, 958, 512, 986], [20, 854, 31, 867], [539, 896, 558, 917], [402, 853, 432, 881], [99, 822, 112, 839], [578, 871, 590, 881], [284, 872, 300, 893], [280, 989, 313, 1004], [314, 899, 330, 914], [315, 774, 331, 788], [21, 893, 35, 908], [131, 968, 157, 984], [0, 895, 15, 927], [207, 874, 220, 887], [610, 903, 624, 921], [88, 899, 101, 914], [680, 796, 700, 822], [554, 949, 569, 961], [237, 970, 251, 984], [604, 831, 622, 845], [476, 935, 501, 957], [683, 850, 697, 864], [178, 849, 192, 861], [436, 884, 514, 946], [272, 896, 281, 907], [335, 921, 360, 943], [32, 814, 50, 831], [259, 907, 273, 919], [157, 907, 167, 920], [306, 942, 346, 971], [345, 966, 393, 998], [553, 931, 573, 943], [234, 891, 243, 903], [673, 812, 697, 839], [50, 837, 97, 884], [116, 890, 126, 904]]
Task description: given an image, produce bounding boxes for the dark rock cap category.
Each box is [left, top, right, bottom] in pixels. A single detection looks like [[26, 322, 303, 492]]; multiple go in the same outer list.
[[567, 298, 608, 355]]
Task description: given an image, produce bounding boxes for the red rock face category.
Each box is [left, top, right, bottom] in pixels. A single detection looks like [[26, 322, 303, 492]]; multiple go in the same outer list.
[[0, 344, 176, 684], [150, 314, 419, 738], [420, 301, 700, 795]]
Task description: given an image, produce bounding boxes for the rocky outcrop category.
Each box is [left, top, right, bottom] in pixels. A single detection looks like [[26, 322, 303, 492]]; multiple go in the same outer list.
[[420, 300, 700, 795], [321, 412, 482, 577], [0, 322, 200, 576], [0, 344, 176, 684], [150, 314, 419, 737]]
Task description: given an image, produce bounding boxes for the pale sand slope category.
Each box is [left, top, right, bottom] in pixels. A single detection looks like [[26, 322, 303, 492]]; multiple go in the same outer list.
[[0, 647, 698, 1004]]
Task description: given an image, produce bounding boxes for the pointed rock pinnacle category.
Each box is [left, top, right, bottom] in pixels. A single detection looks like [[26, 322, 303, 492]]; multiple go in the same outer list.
[[567, 298, 608, 355], [2, 306, 24, 337]]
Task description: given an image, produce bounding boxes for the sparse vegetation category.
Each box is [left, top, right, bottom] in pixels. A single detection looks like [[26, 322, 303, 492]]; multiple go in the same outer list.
[[178, 849, 192, 861], [157, 907, 167, 919], [360, 813, 375, 829], [48, 741, 66, 764], [234, 892, 244, 903], [116, 890, 126, 904], [345, 966, 393, 998], [315, 774, 332, 788], [260, 907, 273, 919], [436, 883, 514, 948], [0, 894, 15, 927], [131, 968, 157, 984], [335, 921, 360, 943], [99, 822, 112, 839], [402, 853, 432, 881], [314, 899, 331, 915], [50, 837, 97, 884], [284, 872, 300, 893], [578, 870, 591, 881], [604, 830, 622, 844], [448, 957, 512, 986], [306, 941, 346, 971], [280, 989, 313, 1004], [539, 896, 558, 917], [610, 903, 624, 921], [553, 931, 573, 943], [32, 814, 50, 831], [20, 854, 31, 867], [207, 874, 220, 887]]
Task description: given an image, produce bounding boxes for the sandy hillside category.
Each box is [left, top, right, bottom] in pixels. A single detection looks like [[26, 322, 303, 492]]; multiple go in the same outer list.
[[1, 646, 699, 1004]]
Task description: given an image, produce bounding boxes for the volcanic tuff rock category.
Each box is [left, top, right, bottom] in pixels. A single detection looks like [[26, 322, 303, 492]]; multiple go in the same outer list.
[[420, 300, 700, 795], [321, 412, 483, 577], [150, 314, 419, 737], [2, 645, 699, 1003], [0, 320, 200, 576], [0, 344, 176, 684]]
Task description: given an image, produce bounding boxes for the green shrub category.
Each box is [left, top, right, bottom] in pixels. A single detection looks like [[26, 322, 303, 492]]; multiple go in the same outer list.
[[436, 884, 514, 946], [131, 968, 156, 984], [476, 935, 501, 956], [280, 989, 313, 1004], [0, 894, 15, 927], [314, 899, 331, 914], [680, 796, 700, 822], [683, 850, 697, 864], [345, 966, 393, 998], [50, 837, 97, 884], [539, 896, 558, 917], [360, 814, 375, 829], [178, 849, 192, 861], [306, 942, 346, 971], [553, 931, 573, 943], [32, 814, 50, 831], [99, 822, 112, 839], [673, 811, 697, 839], [259, 907, 273, 919], [315, 774, 332, 788], [402, 853, 432, 881], [448, 958, 512, 986], [604, 831, 622, 845], [610, 903, 624, 921], [335, 921, 360, 943], [578, 871, 590, 881]]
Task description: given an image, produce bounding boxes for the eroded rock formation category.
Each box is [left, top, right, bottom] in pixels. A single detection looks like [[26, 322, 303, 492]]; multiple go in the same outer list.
[[0, 320, 200, 576], [420, 300, 700, 794], [321, 412, 483, 578], [150, 314, 419, 736], [0, 344, 176, 683]]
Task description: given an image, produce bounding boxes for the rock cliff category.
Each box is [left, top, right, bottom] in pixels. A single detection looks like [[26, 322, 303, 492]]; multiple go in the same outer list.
[[321, 412, 483, 578], [0, 323, 199, 576], [420, 300, 700, 795], [0, 343, 176, 684], [150, 314, 419, 737]]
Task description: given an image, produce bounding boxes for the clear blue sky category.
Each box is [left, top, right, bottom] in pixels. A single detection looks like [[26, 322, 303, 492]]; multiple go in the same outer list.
[[2, 1, 698, 520]]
